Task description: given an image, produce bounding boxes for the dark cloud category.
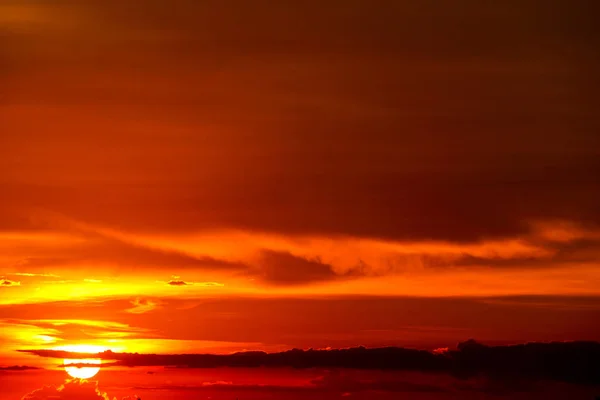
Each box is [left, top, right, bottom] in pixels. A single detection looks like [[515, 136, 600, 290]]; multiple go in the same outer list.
[[450, 339, 600, 385], [19, 346, 446, 371], [20, 341, 600, 385], [2, 0, 600, 245], [166, 279, 188, 286], [15, 235, 244, 272], [0, 278, 20, 287], [0, 365, 39, 371], [254, 250, 362, 285]]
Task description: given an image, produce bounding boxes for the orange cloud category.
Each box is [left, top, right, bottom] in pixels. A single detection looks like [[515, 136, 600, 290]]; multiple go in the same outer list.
[[125, 298, 160, 314], [2, 0, 600, 379]]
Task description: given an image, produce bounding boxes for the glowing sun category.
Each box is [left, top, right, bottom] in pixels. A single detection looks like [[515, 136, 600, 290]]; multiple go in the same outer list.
[[57, 344, 106, 379], [64, 358, 101, 379]]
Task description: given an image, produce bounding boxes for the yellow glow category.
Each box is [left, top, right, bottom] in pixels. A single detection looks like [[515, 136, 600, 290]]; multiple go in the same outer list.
[[35, 335, 57, 343]]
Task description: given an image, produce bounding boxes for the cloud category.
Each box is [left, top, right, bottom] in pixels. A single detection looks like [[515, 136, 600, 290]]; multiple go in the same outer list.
[[167, 279, 187, 286], [2, 318, 153, 343], [5, 210, 600, 294], [0, 278, 20, 287], [1, 0, 600, 251], [21, 341, 600, 385], [1, 215, 246, 275], [12, 234, 245, 272], [100, 373, 600, 398], [4, 295, 600, 352], [21, 379, 117, 400], [164, 276, 224, 287], [435, 237, 600, 269], [0, 365, 39, 371], [125, 298, 160, 314], [3, 202, 600, 296], [253, 250, 364, 285], [200, 380, 233, 387], [195, 281, 225, 287]]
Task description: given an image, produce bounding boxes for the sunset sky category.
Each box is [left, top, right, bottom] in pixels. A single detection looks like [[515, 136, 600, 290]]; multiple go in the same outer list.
[[1, 1, 600, 399]]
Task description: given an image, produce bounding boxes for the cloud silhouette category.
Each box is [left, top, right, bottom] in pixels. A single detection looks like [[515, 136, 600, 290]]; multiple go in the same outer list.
[[256, 250, 339, 285], [21, 379, 116, 400], [166, 279, 188, 286], [20, 341, 600, 385], [254, 250, 365, 285], [164, 276, 224, 287], [2, 0, 600, 252], [0, 365, 39, 371], [13, 233, 245, 272]]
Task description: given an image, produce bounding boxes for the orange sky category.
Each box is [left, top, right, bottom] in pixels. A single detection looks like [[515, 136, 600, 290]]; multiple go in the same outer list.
[[2, 0, 600, 371]]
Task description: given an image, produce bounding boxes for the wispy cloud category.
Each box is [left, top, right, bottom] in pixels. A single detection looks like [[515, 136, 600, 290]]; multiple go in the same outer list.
[[126, 298, 160, 314], [166, 278, 188, 286], [1, 318, 154, 347], [164, 276, 224, 287], [11, 272, 60, 278]]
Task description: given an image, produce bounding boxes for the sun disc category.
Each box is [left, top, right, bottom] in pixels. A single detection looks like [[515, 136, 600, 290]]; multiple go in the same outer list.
[[63, 358, 101, 379]]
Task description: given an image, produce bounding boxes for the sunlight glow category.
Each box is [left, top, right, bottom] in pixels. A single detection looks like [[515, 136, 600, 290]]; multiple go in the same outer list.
[[63, 358, 101, 379], [56, 344, 106, 379]]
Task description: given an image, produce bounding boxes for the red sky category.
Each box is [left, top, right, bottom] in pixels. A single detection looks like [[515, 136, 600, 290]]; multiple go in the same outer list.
[[1, 1, 600, 398]]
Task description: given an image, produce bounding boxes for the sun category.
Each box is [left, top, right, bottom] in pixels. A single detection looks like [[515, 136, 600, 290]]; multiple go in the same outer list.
[[56, 344, 106, 379], [64, 358, 101, 379]]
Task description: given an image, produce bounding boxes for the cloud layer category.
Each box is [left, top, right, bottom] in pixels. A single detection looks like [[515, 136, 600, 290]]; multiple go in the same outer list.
[[2, 2, 600, 383], [21, 340, 600, 385], [21, 379, 115, 400], [2, 0, 600, 248]]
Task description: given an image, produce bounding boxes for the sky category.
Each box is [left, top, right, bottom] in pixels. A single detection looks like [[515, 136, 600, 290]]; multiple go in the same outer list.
[[1, 0, 600, 399]]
